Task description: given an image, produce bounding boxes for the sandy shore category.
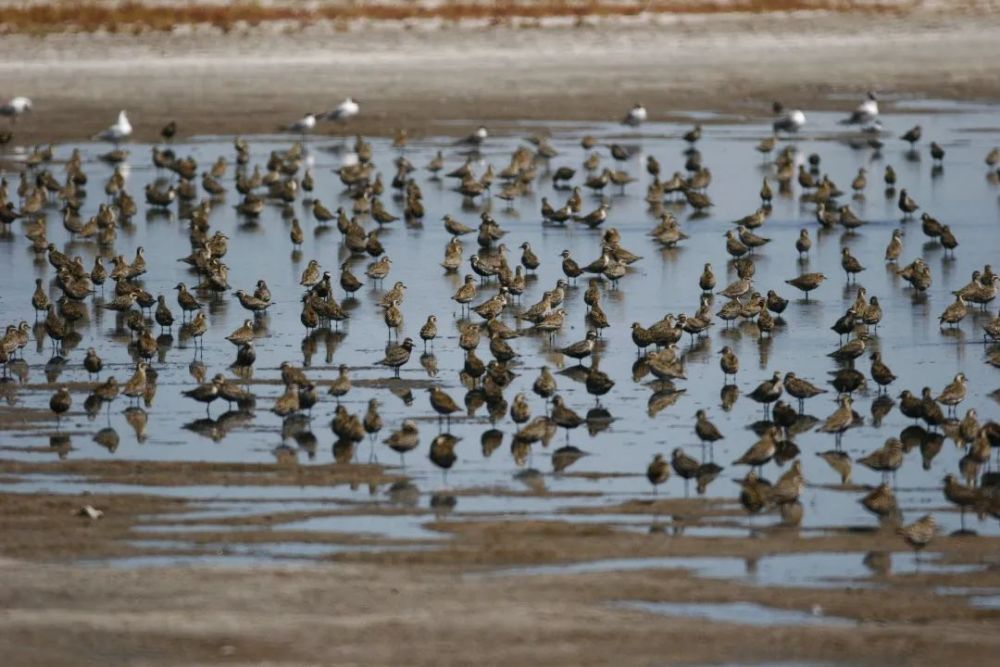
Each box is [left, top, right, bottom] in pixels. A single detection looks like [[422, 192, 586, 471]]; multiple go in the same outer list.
[[2, 469, 1000, 665], [1, 10, 999, 145]]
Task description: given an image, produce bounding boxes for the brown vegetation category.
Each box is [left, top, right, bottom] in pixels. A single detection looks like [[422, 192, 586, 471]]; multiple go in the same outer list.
[[0, 1, 919, 36]]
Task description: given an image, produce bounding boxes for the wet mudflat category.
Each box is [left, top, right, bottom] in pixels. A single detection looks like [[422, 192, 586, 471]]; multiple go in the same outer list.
[[1, 100, 1000, 664]]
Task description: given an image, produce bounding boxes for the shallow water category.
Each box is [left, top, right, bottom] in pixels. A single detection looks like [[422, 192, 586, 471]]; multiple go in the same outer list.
[[486, 551, 984, 587], [614, 600, 855, 627], [2, 102, 1000, 569]]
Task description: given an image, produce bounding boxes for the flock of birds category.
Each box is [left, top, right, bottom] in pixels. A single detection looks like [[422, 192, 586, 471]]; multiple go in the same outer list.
[[2, 90, 1000, 560]]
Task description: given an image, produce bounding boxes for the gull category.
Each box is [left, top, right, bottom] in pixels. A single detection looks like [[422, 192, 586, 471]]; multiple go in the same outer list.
[[0, 96, 32, 122], [841, 91, 879, 127], [94, 110, 132, 145], [772, 102, 805, 134], [457, 126, 489, 146], [622, 103, 647, 127], [324, 97, 359, 123], [285, 113, 318, 135]]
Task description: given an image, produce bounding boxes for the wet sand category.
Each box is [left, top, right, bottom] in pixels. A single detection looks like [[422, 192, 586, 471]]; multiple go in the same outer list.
[[2, 9, 1000, 144], [2, 481, 1000, 666]]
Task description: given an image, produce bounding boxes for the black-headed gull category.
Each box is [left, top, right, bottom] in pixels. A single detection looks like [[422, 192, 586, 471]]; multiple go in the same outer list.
[[325, 97, 359, 123], [622, 103, 647, 127], [0, 96, 32, 121], [457, 126, 488, 146], [94, 110, 132, 144], [841, 91, 879, 126], [285, 113, 318, 134], [772, 102, 805, 134]]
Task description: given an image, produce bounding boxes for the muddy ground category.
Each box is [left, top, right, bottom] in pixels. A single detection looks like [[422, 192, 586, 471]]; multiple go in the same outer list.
[[1, 10, 999, 145]]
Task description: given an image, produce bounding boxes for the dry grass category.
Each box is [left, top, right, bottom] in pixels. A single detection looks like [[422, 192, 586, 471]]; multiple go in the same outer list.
[[0, 1, 921, 35]]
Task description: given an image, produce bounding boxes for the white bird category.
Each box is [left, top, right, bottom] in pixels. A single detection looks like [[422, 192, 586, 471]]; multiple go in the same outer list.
[[842, 91, 879, 126], [0, 96, 32, 121], [94, 110, 132, 144], [458, 126, 488, 146], [325, 97, 359, 123], [622, 103, 647, 127], [772, 102, 805, 134], [285, 113, 317, 134]]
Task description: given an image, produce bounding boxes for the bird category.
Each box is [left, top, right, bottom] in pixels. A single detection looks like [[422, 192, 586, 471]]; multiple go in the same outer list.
[[428, 386, 461, 427], [328, 364, 351, 402], [694, 409, 724, 456], [559, 331, 597, 365], [0, 96, 32, 121], [324, 97, 359, 123], [458, 126, 488, 146], [841, 91, 878, 126], [377, 338, 414, 378], [817, 395, 856, 446], [936, 373, 967, 412], [772, 101, 805, 133], [783, 372, 826, 412], [856, 437, 905, 480], [646, 454, 669, 493], [748, 372, 783, 413], [94, 110, 132, 144], [897, 515, 936, 555], [384, 420, 419, 464], [785, 273, 826, 300], [622, 103, 647, 127], [550, 395, 584, 440], [182, 377, 222, 416], [49, 386, 71, 425], [900, 125, 922, 147], [285, 113, 317, 134]]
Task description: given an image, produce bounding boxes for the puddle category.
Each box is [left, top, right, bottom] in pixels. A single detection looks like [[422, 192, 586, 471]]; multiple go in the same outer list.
[[615, 600, 855, 627], [4, 102, 1000, 563], [488, 552, 985, 588]]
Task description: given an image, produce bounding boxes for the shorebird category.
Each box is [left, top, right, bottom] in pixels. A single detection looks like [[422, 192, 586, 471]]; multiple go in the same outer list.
[[428, 387, 461, 427], [559, 331, 597, 365], [772, 101, 805, 133], [384, 420, 419, 465], [785, 273, 826, 300], [458, 126, 488, 146], [49, 386, 71, 426], [646, 454, 669, 493], [719, 346, 739, 381], [885, 229, 903, 262], [284, 113, 318, 135], [733, 427, 779, 470], [94, 110, 132, 144], [897, 515, 936, 557], [783, 372, 826, 412], [857, 437, 904, 482], [901, 125, 922, 147], [324, 97, 359, 123], [936, 373, 967, 413], [377, 338, 413, 378], [943, 474, 981, 531], [860, 483, 897, 521], [694, 409, 723, 456], [182, 376, 222, 416], [748, 372, 783, 415], [817, 395, 855, 447], [622, 103, 647, 127], [869, 352, 897, 392], [795, 229, 811, 258], [841, 91, 879, 127], [532, 366, 557, 401], [0, 96, 32, 121], [551, 395, 584, 441]]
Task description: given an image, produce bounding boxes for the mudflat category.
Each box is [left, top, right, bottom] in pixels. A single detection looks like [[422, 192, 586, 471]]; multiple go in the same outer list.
[[1, 9, 999, 144]]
